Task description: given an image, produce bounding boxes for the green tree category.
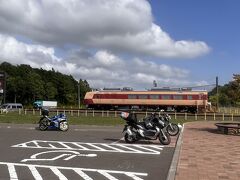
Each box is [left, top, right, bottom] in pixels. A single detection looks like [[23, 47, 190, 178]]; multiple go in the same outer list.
[[209, 74, 240, 107], [0, 62, 91, 107], [44, 82, 57, 100]]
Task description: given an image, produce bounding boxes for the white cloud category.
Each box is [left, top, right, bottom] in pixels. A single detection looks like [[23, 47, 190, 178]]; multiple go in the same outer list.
[[89, 24, 210, 58], [0, 34, 61, 67], [0, 0, 212, 89], [64, 49, 203, 89], [0, 0, 152, 43], [0, 34, 201, 89], [0, 0, 210, 58]]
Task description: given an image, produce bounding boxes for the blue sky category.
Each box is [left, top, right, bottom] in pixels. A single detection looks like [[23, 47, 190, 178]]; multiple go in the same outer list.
[[0, 0, 238, 89], [150, 0, 240, 85]]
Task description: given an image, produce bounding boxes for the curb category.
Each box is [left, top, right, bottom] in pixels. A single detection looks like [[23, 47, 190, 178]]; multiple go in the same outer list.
[[166, 124, 185, 180]]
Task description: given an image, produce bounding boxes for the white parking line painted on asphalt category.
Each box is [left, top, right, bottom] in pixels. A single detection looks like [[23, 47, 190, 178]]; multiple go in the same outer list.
[[74, 169, 93, 180], [7, 164, 18, 180], [12, 140, 163, 155], [86, 143, 106, 151], [98, 170, 118, 180], [51, 167, 68, 180], [21, 150, 97, 162], [29, 166, 43, 180], [0, 162, 148, 180], [114, 144, 143, 153], [133, 144, 163, 152], [58, 142, 73, 149], [101, 144, 122, 152]]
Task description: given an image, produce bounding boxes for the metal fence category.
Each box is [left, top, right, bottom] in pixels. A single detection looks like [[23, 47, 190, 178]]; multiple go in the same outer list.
[[218, 107, 240, 115], [2, 109, 240, 122]]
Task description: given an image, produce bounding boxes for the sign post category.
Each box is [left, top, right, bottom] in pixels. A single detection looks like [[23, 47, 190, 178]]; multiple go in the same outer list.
[[0, 72, 6, 104]]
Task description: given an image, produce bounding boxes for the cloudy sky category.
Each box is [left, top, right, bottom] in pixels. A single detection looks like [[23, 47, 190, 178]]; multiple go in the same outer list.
[[0, 0, 239, 89]]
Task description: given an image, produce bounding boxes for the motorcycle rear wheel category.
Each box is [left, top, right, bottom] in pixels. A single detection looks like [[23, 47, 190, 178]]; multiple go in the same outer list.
[[59, 121, 69, 131], [124, 133, 136, 143], [159, 131, 171, 145], [39, 118, 48, 131], [166, 123, 179, 136]]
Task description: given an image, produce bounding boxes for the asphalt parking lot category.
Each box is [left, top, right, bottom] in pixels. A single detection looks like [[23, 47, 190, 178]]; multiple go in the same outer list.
[[0, 123, 176, 180]]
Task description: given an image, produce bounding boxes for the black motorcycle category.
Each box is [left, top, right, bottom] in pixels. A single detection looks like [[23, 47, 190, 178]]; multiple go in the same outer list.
[[120, 112, 171, 145], [159, 111, 180, 136]]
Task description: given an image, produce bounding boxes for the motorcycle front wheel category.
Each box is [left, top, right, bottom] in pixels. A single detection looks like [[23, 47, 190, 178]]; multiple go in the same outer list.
[[59, 121, 69, 131], [124, 133, 136, 143], [166, 123, 179, 136], [159, 131, 171, 145], [39, 118, 48, 131]]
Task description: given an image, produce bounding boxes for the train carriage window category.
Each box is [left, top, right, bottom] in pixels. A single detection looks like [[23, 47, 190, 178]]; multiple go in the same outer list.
[[128, 94, 137, 99], [187, 95, 193, 100], [162, 95, 171, 100], [150, 95, 159, 99], [199, 94, 204, 100], [138, 95, 148, 99], [173, 95, 183, 100]]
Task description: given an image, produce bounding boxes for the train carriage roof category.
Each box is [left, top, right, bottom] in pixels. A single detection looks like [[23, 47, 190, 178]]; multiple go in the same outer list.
[[86, 90, 208, 95]]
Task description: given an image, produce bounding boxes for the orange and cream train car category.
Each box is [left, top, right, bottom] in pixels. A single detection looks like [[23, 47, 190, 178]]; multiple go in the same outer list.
[[84, 89, 209, 112]]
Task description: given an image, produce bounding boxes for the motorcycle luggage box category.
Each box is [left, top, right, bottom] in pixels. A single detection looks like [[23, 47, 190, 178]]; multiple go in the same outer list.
[[42, 109, 49, 116], [127, 113, 137, 122]]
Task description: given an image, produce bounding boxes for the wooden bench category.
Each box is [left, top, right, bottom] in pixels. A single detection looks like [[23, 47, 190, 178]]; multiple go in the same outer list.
[[215, 123, 240, 135]]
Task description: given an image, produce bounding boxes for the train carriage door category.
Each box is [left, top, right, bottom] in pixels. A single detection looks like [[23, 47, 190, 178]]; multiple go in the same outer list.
[[199, 93, 207, 112], [95, 94, 102, 105]]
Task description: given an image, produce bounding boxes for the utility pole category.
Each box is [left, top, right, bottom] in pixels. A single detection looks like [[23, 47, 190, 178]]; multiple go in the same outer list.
[[216, 76, 219, 112], [153, 80, 157, 87], [0, 72, 6, 104], [78, 81, 80, 109]]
